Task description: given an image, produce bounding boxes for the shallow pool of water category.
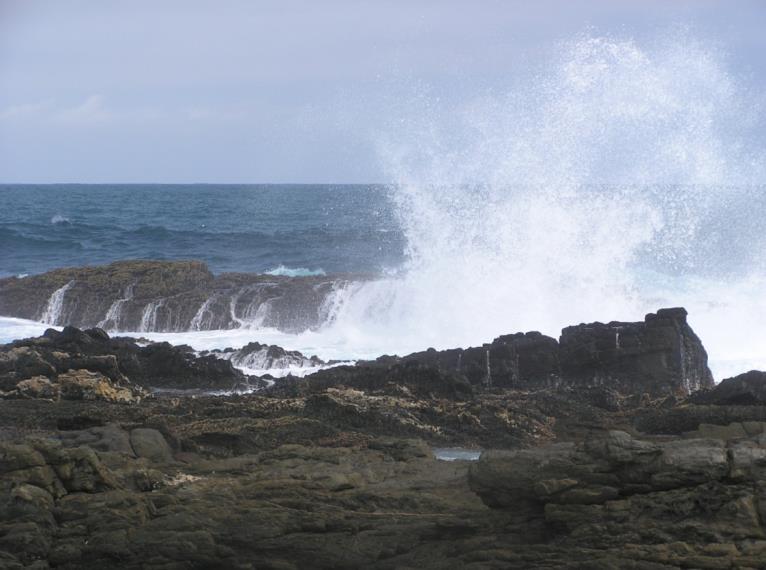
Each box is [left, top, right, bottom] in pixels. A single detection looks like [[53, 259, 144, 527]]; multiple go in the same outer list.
[[433, 448, 482, 461]]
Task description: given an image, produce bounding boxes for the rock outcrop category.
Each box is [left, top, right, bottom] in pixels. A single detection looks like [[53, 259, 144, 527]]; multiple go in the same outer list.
[[691, 370, 766, 405], [559, 307, 714, 397], [0, 260, 357, 333], [0, 326, 260, 392], [383, 331, 560, 389], [207, 341, 324, 371], [3, 370, 146, 404], [0, 306, 760, 569], [468, 428, 766, 568], [373, 308, 712, 407]]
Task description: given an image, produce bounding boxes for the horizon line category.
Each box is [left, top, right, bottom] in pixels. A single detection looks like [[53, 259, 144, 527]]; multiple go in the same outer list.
[[0, 181, 394, 186]]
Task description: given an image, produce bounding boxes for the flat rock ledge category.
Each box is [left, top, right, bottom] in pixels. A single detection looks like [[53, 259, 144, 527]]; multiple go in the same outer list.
[[2, 422, 766, 568]]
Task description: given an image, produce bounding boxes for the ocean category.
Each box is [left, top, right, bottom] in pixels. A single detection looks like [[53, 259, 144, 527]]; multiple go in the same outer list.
[[0, 184, 404, 278], [1, 182, 766, 381]]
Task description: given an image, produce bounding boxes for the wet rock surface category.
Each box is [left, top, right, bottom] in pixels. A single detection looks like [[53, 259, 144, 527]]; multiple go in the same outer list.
[[205, 341, 324, 372], [0, 260, 359, 333], [376, 307, 713, 404], [0, 310, 763, 568]]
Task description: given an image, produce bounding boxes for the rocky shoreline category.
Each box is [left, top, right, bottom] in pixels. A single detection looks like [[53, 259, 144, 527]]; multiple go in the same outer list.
[[2, 268, 766, 568], [0, 260, 361, 333]]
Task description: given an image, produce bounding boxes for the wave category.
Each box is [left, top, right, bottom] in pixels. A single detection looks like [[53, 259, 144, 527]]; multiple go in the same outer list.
[[1, 220, 405, 278], [316, 31, 766, 377], [50, 214, 71, 225], [2, 31, 765, 384], [265, 265, 326, 277]]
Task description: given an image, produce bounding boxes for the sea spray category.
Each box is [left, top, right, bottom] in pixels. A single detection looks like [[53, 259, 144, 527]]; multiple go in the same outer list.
[[97, 284, 135, 331], [2, 32, 765, 380], [190, 296, 216, 331], [40, 281, 75, 325], [325, 32, 766, 371]]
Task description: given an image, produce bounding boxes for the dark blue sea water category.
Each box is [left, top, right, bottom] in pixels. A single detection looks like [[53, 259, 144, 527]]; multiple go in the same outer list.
[[0, 184, 406, 278]]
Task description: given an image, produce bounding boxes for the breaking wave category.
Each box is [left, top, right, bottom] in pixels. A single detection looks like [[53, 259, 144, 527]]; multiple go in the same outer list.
[[265, 265, 327, 277], [2, 31, 766, 381], [321, 31, 766, 377]]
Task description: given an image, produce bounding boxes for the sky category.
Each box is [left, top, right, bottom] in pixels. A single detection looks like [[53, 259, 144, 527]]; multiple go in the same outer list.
[[0, 0, 765, 183]]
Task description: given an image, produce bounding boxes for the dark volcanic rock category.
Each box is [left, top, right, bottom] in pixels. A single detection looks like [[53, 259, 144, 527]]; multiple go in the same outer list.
[[559, 307, 714, 397], [690, 370, 766, 405], [378, 308, 712, 407], [0, 260, 358, 333], [214, 341, 324, 371], [385, 331, 560, 389], [560, 309, 713, 397], [468, 428, 766, 567], [273, 361, 475, 400], [0, 326, 257, 391]]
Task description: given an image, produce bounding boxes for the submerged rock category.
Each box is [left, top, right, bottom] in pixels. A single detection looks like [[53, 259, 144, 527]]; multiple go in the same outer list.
[[210, 341, 324, 371]]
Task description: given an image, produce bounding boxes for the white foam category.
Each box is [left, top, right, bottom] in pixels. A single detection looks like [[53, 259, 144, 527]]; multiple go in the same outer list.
[[98, 284, 134, 330], [190, 296, 215, 331], [318, 31, 766, 379], [0, 317, 60, 344], [2, 33, 765, 385], [40, 280, 75, 325], [140, 299, 165, 332], [265, 265, 326, 277], [50, 214, 70, 225]]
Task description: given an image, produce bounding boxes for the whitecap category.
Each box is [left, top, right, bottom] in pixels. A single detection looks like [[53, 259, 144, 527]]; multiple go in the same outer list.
[[264, 265, 326, 277], [50, 214, 71, 225]]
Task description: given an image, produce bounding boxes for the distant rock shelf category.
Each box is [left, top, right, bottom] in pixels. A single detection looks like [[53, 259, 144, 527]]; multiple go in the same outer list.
[[0, 259, 360, 333]]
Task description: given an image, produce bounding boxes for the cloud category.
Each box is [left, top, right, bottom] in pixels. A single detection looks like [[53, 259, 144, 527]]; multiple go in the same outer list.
[[54, 94, 111, 125], [0, 100, 52, 121], [0, 95, 169, 127]]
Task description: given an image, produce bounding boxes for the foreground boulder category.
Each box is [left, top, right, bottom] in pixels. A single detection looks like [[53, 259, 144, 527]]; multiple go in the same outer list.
[[3, 370, 146, 404], [469, 428, 766, 567], [3, 407, 766, 568]]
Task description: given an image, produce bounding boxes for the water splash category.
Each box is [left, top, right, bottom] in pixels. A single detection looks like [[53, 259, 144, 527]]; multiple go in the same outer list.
[[140, 299, 165, 332], [40, 281, 75, 325], [97, 284, 134, 331], [190, 296, 216, 331], [325, 32, 766, 369], [50, 214, 71, 225], [265, 265, 327, 277]]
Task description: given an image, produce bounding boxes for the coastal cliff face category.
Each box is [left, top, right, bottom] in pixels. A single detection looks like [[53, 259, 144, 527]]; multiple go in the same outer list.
[[0, 260, 354, 333], [0, 306, 761, 568]]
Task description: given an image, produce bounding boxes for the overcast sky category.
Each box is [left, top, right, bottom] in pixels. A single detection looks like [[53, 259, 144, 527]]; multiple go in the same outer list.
[[1, 0, 764, 183]]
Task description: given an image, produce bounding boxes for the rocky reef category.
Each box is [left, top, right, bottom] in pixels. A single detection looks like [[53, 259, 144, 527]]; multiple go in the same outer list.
[[0, 260, 358, 333], [0, 326, 262, 393], [1, 307, 765, 569], [375, 307, 713, 405]]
